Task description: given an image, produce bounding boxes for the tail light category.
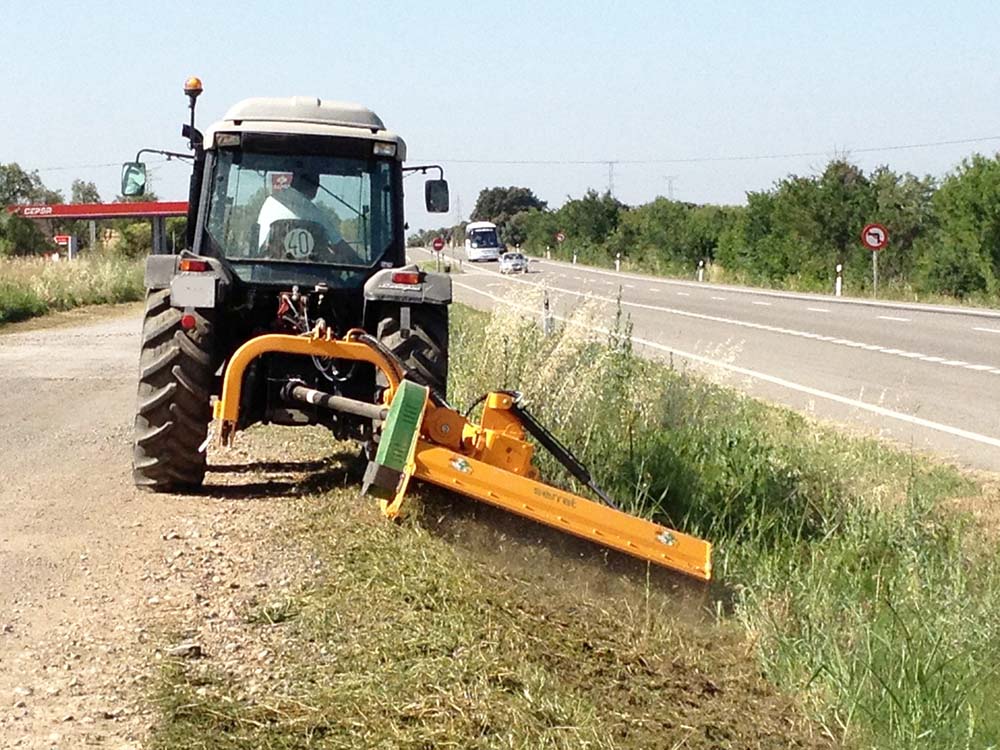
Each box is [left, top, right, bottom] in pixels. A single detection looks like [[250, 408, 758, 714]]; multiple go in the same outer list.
[[179, 258, 209, 272], [180, 313, 197, 330], [391, 271, 421, 285]]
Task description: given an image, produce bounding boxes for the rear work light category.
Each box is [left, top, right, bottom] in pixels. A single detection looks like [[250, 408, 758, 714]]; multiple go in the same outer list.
[[391, 271, 421, 285], [179, 259, 209, 272]]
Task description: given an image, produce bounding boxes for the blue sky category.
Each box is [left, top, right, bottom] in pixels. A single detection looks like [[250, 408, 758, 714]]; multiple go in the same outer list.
[[3, 0, 999, 230]]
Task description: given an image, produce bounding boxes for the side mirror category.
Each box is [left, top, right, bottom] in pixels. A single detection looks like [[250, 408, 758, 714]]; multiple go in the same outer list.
[[425, 179, 449, 213], [121, 162, 147, 197]]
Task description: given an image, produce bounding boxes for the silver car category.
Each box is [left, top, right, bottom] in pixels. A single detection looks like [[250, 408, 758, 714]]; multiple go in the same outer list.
[[499, 252, 528, 274]]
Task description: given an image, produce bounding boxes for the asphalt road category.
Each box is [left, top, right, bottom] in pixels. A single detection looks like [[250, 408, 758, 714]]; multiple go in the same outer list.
[[412, 248, 1000, 473]]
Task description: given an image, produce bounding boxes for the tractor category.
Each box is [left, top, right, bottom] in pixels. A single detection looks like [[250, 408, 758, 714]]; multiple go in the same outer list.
[[123, 78, 713, 582], [124, 78, 452, 490]]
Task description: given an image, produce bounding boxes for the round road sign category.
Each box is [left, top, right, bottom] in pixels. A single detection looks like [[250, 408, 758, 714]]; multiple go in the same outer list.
[[432, 236, 445, 252], [555, 231, 566, 243], [861, 223, 889, 251], [283, 228, 315, 259]]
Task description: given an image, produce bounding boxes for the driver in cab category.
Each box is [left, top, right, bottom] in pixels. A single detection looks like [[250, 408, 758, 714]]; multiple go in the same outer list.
[[257, 172, 354, 261]]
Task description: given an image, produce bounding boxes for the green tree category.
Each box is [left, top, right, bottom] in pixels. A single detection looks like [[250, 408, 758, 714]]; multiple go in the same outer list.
[[470, 186, 547, 244], [513, 209, 560, 253], [0, 212, 52, 256], [868, 167, 936, 283], [0, 163, 63, 205], [915, 154, 1000, 297], [557, 190, 623, 246], [70, 179, 101, 204]]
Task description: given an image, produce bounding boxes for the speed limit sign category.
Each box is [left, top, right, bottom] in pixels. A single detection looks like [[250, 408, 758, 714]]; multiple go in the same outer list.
[[555, 231, 566, 243]]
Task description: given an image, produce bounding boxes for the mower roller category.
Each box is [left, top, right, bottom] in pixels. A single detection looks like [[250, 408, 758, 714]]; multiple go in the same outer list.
[[214, 326, 713, 581]]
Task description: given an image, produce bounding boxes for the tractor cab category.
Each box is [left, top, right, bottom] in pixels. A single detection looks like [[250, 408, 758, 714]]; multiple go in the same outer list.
[[123, 91, 448, 290]]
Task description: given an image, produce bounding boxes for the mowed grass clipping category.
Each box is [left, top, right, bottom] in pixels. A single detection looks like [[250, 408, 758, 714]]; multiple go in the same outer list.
[[0, 254, 143, 324], [152, 472, 829, 750], [449, 299, 1000, 749]]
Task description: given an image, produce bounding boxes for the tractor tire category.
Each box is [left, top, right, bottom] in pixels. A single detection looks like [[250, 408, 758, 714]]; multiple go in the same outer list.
[[377, 304, 449, 400], [132, 289, 215, 491]]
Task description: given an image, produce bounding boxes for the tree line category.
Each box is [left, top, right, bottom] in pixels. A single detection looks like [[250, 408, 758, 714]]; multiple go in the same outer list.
[[449, 154, 1000, 299]]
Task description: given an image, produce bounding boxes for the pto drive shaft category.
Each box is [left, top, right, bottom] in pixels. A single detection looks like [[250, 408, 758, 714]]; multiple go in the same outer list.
[[283, 383, 389, 421]]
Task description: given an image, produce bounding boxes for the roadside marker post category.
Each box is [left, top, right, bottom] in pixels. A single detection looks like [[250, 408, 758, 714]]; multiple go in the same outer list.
[[835, 263, 843, 296], [697, 258, 705, 282], [615, 253, 621, 272], [861, 223, 889, 298]]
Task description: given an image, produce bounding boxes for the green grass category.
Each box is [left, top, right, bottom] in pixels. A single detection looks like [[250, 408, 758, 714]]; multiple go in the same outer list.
[[0, 253, 144, 325], [448, 300, 1000, 749]]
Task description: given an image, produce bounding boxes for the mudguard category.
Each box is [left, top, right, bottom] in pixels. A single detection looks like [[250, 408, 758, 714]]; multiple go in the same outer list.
[[363, 265, 452, 306], [143, 251, 232, 308]]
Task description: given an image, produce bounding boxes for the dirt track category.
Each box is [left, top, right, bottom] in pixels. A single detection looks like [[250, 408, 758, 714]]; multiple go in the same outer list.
[[0, 307, 209, 747]]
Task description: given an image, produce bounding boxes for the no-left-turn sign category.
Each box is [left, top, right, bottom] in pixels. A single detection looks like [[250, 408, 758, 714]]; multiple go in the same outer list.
[[861, 223, 889, 251]]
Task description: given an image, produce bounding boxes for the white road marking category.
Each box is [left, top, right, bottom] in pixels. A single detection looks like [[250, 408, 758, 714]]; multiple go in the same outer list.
[[973, 327, 1000, 334], [527, 254, 1000, 320], [624, 284, 636, 289], [676, 292, 690, 297], [751, 301, 771, 306], [807, 307, 830, 313], [649, 287, 662, 292], [453, 279, 1000, 451], [456, 262, 1000, 375], [711, 296, 727, 301], [878, 315, 911, 322]]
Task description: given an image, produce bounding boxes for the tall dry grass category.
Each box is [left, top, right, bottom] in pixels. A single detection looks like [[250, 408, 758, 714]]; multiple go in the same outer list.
[[0, 254, 144, 324], [449, 296, 1000, 749]]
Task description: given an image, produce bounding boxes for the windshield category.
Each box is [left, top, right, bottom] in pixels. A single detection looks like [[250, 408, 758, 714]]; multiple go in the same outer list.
[[205, 150, 395, 268], [468, 228, 499, 248]]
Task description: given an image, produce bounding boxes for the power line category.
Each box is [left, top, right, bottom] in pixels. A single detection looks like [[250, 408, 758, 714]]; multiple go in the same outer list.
[[31, 157, 182, 173], [419, 134, 1000, 166], [24, 133, 1000, 176]]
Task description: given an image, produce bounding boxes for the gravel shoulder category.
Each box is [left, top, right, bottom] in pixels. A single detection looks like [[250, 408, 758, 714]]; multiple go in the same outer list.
[[0, 307, 246, 748]]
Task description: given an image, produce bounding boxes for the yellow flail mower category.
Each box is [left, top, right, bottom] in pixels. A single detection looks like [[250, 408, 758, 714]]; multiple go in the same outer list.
[[213, 326, 712, 581]]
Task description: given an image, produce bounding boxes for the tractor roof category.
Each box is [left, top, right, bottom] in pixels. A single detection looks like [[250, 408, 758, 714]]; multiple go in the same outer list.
[[203, 97, 406, 160]]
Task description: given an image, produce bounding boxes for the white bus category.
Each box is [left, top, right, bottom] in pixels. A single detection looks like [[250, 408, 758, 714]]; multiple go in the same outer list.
[[464, 221, 502, 261]]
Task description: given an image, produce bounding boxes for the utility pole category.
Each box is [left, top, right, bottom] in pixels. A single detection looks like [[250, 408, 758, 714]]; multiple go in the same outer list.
[[607, 161, 616, 197], [663, 175, 678, 201]]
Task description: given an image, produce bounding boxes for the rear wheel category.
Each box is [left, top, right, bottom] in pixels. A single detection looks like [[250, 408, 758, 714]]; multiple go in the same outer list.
[[377, 304, 449, 401], [132, 289, 215, 491]]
